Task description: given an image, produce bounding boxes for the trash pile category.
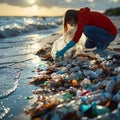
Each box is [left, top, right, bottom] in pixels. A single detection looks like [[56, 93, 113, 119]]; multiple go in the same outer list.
[[24, 42, 120, 120]]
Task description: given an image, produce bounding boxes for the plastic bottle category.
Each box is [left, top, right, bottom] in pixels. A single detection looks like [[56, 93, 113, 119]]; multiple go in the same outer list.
[[113, 89, 120, 102], [100, 92, 112, 102], [81, 92, 112, 104], [116, 76, 120, 84], [105, 76, 117, 93], [76, 89, 82, 100], [95, 69, 103, 76], [77, 70, 84, 80], [83, 70, 97, 78], [94, 80, 108, 89], [116, 103, 120, 117], [88, 89, 104, 96], [80, 78, 92, 89], [69, 87, 91, 100], [54, 99, 81, 119], [70, 66, 80, 73], [80, 90, 91, 96], [56, 70, 64, 74]]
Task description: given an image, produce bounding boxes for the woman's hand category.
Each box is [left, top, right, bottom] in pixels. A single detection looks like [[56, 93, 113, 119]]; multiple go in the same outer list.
[[56, 49, 66, 58], [55, 40, 76, 59]]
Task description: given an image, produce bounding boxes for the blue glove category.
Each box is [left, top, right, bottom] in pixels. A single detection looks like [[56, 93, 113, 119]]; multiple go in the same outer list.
[[56, 40, 76, 58]]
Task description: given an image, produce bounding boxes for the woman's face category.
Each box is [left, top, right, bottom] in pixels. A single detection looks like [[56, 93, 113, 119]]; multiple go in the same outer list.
[[67, 19, 77, 27]]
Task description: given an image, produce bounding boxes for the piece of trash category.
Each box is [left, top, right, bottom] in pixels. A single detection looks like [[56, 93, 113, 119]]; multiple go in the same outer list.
[[25, 96, 34, 100]]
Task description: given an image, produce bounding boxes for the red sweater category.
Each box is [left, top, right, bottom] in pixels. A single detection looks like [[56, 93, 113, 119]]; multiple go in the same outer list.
[[73, 7, 117, 43]]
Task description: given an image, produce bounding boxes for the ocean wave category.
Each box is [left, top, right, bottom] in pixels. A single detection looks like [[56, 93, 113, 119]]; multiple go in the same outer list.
[[0, 16, 62, 38], [0, 68, 21, 99], [0, 23, 59, 38]]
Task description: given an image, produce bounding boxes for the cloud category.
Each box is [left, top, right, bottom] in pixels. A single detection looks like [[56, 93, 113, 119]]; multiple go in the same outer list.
[[0, 0, 120, 11], [110, 0, 120, 2], [0, 0, 28, 7], [87, 0, 94, 2]]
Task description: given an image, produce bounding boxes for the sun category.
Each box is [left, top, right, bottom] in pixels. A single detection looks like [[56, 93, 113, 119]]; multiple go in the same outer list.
[[24, 5, 39, 16], [28, 0, 36, 4]]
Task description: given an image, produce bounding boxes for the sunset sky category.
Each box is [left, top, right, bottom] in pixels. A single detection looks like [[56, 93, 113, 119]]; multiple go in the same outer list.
[[0, 0, 120, 16]]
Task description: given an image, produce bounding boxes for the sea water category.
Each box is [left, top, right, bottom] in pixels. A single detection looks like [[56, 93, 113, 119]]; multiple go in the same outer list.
[[0, 16, 62, 120]]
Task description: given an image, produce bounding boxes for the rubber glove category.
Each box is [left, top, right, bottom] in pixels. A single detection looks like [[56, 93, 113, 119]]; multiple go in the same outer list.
[[56, 40, 75, 58]]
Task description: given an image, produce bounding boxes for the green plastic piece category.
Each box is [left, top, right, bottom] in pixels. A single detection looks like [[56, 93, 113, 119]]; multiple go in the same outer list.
[[25, 96, 34, 99], [62, 93, 73, 101], [80, 102, 110, 116], [91, 102, 110, 116], [44, 81, 48, 85], [77, 74, 84, 80]]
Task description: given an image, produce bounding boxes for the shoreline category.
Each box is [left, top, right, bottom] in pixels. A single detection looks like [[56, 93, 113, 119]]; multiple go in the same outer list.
[[0, 30, 62, 120], [12, 33, 63, 120]]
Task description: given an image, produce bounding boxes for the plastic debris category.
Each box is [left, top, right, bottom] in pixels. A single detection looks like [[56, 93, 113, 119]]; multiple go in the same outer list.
[[80, 102, 110, 117], [105, 76, 117, 93], [25, 96, 34, 100], [24, 42, 120, 120]]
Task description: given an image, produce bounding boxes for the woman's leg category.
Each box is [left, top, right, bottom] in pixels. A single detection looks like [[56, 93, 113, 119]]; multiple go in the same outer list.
[[85, 39, 96, 48], [83, 25, 116, 50]]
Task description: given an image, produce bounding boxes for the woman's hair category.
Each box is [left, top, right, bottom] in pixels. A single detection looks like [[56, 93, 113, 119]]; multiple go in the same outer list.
[[63, 9, 78, 33]]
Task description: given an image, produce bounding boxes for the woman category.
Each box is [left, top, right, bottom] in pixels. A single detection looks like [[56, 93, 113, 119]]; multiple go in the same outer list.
[[56, 7, 117, 58]]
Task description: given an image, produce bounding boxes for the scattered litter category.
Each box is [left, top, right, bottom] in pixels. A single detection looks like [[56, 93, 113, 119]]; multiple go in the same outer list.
[[25, 35, 120, 120]]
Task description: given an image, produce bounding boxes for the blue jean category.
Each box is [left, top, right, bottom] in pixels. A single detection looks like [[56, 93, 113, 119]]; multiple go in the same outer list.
[[83, 25, 116, 49]]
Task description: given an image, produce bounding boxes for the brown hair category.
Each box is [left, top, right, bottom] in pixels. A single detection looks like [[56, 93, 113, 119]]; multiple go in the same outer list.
[[63, 9, 78, 33]]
